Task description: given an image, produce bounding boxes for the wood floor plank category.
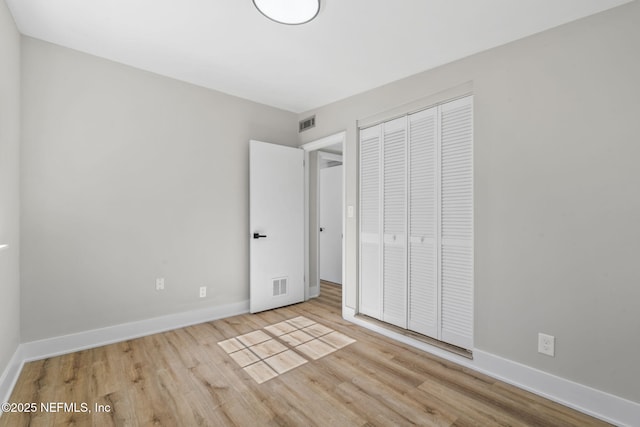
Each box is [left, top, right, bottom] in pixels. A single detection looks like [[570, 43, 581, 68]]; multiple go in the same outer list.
[[325, 352, 456, 427], [0, 282, 612, 427]]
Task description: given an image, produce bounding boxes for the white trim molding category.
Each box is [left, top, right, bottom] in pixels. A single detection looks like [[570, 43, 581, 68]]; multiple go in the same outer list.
[[20, 300, 249, 362], [472, 350, 640, 427], [0, 346, 24, 407], [300, 131, 346, 153], [4, 300, 638, 425], [301, 131, 347, 303], [0, 300, 249, 411], [343, 312, 640, 427]]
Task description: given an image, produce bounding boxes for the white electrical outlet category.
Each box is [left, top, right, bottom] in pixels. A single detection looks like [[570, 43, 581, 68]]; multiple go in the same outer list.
[[538, 333, 555, 357], [199, 286, 207, 298], [156, 278, 165, 291]]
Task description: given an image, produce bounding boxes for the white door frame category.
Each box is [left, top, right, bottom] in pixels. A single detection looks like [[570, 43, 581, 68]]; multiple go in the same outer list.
[[301, 131, 346, 302]]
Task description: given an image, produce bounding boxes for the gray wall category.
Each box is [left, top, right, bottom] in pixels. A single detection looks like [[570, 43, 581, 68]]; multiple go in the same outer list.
[[298, 1, 640, 403], [20, 37, 298, 341], [9, 0, 640, 406], [0, 0, 21, 378]]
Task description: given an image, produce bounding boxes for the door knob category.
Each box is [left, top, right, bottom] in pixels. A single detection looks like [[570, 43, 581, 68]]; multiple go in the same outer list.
[[253, 233, 267, 239], [320, 227, 325, 232]]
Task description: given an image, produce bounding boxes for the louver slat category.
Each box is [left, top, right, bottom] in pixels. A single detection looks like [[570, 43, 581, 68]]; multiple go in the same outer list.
[[407, 108, 438, 337], [440, 96, 473, 350], [382, 117, 407, 328], [359, 125, 381, 318]]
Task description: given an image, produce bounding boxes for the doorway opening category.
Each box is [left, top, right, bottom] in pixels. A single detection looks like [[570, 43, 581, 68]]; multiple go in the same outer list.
[[301, 131, 346, 309], [319, 151, 342, 286]]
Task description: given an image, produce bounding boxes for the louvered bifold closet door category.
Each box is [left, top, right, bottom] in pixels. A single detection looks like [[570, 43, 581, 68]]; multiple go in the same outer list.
[[440, 96, 474, 350], [359, 125, 382, 318], [407, 107, 438, 338], [382, 117, 407, 328]]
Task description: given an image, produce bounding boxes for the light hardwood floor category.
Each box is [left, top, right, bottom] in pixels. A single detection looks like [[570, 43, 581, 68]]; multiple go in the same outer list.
[[2, 282, 610, 426]]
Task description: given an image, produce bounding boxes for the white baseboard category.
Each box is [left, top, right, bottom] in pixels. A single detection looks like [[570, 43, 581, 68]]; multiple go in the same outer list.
[[0, 299, 249, 411], [0, 346, 25, 407], [21, 300, 250, 362], [472, 350, 640, 427], [342, 306, 356, 319], [308, 286, 320, 299], [4, 302, 638, 426], [343, 310, 640, 427]]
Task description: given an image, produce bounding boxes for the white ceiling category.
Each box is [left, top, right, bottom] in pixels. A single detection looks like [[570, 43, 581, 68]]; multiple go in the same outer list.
[[6, 0, 632, 113]]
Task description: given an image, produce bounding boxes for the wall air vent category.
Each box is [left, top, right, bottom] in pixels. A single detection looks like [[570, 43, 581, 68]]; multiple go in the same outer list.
[[272, 277, 288, 296], [299, 115, 316, 133]]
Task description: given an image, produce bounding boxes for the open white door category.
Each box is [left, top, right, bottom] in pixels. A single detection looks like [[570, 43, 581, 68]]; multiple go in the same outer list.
[[319, 163, 343, 284], [250, 140, 304, 313]]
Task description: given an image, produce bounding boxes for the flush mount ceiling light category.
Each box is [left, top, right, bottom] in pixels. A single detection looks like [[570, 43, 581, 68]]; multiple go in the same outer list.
[[253, 0, 320, 25]]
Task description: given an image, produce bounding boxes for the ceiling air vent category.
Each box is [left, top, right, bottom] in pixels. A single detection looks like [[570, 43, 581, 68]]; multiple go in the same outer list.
[[299, 115, 316, 133]]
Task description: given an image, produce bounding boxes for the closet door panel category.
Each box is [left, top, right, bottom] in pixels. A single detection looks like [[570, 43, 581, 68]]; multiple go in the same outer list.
[[440, 96, 474, 350], [359, 125, 382, 318], [358, 95, 474, 352], [382, 117, 407, 328], [407, 108, 438, 337]]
